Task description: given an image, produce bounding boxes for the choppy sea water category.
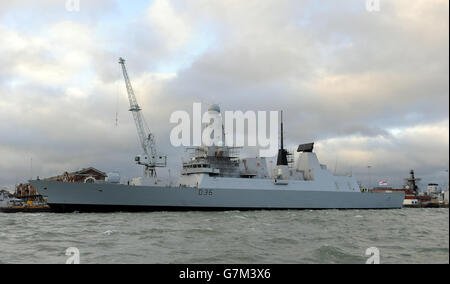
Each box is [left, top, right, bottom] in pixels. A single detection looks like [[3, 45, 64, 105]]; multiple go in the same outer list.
[[0, 209, 448, 264]]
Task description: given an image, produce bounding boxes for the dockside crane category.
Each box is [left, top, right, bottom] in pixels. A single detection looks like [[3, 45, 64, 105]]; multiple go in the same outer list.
[[119, 57, 166, 177]]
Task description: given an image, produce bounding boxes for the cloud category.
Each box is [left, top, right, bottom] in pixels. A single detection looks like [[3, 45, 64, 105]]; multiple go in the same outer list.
[[146, 0, 191, 50], [0, 0, 448, 189], [315, 119, 449, 184]]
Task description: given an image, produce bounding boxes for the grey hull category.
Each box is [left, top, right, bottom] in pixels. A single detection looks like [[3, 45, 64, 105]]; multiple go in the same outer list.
[[30, 180, 404, 212]]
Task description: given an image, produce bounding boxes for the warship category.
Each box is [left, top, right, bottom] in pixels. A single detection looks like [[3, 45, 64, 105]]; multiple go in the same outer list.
[[29, 58, 404, 212]]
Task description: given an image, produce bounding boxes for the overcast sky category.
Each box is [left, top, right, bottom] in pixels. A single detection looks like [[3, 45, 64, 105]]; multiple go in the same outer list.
[[0, 0, 448, 190]]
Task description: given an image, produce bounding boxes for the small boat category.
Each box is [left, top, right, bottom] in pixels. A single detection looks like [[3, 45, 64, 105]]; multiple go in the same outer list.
[[0, 191, 51, 213]]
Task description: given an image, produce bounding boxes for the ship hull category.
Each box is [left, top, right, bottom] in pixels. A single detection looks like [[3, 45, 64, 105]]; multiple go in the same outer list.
[[30, 180, 404, 212], [0, 207, 52, 213]]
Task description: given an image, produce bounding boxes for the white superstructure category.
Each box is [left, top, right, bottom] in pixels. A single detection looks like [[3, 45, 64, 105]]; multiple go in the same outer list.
[[177, 150, 360, 193]]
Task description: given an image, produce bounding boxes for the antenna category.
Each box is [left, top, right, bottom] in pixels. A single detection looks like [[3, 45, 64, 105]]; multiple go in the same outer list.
[[280, 110, 284, 150], [276, 111, 288, 166], [30, 157, 33, 180]]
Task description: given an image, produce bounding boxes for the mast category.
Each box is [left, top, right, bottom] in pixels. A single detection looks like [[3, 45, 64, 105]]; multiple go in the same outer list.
[[405, 170, 421, 194], [280, 111, 284, 149], [276, 111, 288, 166]]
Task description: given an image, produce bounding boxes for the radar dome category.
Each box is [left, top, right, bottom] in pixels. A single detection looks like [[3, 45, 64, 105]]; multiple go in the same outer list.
[[208, 104, 221, 113], [106, 172, 121, 184]]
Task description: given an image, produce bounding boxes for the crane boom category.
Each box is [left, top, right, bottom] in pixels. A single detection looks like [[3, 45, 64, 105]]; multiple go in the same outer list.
[[119, 57, 166, 176]]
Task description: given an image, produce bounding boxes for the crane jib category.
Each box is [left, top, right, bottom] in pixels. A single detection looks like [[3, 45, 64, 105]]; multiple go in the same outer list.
[[118, 57, 167, 176]]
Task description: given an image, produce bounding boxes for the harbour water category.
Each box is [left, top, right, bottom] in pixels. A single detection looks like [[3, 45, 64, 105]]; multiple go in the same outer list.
[[0, 209, 448, 264]]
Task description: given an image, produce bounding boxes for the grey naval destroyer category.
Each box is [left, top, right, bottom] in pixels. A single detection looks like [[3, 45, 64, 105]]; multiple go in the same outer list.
[[30, 58, 404, 212]]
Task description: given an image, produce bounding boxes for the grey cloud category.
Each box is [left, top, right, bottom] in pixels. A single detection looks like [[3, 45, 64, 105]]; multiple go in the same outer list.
[[0, 0, 448, 189]]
